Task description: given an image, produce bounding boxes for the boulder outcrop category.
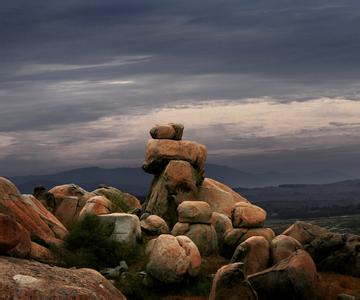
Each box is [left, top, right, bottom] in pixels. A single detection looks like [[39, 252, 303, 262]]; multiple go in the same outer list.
[[283, 221, 360, 277], [248, 249, 319, 300], [0, 178, 67, 248], [0, 256, 126, 299], [231, 202, 266, 228], [270, 234, 303, 264], [178, 201, 212, 224]]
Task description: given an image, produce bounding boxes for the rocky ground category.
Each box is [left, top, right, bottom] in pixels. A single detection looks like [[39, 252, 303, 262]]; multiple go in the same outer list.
[[0, 123, 359, 300]]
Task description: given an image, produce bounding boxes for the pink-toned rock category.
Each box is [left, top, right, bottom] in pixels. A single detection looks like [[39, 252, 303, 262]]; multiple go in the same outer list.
[[198, 178, 249, 217], [22, 194, 68, 240], [146, 234, 201, 283], [223, 228, 248, 250], [78, 195, 112, 219], [248, 250, 319, 300], [270, 234, 303, 264], [0, 213, 31, 258], [0, 178, 65, 247], [30, 242, 57, 264], [171, 222, 218, 256], [143, 160, 201, 227], [0, 256, 126, 299], [231, 236, 270, 275], [178, 201, 212, 224], [240, 227, 275, 243], [209, 262, 257, 300], [143, 139, 207, 174], [150, 123, 184, 140], [282, 221, 330, 245], [50, 184, 94, 227], [140, 214, 169, 235], [231, 202, 266, 228]]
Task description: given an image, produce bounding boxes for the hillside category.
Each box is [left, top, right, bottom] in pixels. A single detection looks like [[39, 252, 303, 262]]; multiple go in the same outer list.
[[237, 180, 360, 219]]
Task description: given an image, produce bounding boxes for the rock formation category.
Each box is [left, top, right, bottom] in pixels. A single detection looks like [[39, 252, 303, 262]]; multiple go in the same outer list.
[[0, 256, 126, 299]]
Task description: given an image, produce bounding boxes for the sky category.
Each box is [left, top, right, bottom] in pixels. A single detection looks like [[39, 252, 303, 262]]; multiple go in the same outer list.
[[1, 0, 360, 177]]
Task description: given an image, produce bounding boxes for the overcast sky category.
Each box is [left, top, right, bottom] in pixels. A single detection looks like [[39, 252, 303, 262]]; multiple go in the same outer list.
[[1, 0, 360, 177]]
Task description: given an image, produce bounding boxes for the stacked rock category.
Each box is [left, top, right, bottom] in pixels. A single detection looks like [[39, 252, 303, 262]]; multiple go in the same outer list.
[[222, 202, 275, 257], [142, 123, 207, 228], [171, 201, 218, 256]]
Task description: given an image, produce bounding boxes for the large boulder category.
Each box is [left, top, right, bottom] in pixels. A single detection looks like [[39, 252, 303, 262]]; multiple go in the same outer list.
[[0, 178, 66, 247], [150, 123, 184, 140], [0, 256, 126, 299], [270, 234, 303, 264], [231, 202, 266, 228], [223, 228, 248, 257], [198, 178, 249, 217], [209, 262, 258, 300], [283, 221, 359, 276], [78, 195, 112, 219], [98, 213, 141, 255], [172, 222, 218, 256], [49, 184, 94, 226], [143, 160, 201, 227], [211, 212, 233, 251], [140, 214, 169, 235], [93, 186, 141, 213], [146, 234, 201, 283], [0, 213, 31, 258], [231, 236, 270, 275], [143, 139, 207, 174], [248, 250, 319, 300], [177, 201, 212, 224]]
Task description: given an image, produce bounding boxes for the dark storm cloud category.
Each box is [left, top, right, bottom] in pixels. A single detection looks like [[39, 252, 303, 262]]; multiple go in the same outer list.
[[1, 0, 360, 176]]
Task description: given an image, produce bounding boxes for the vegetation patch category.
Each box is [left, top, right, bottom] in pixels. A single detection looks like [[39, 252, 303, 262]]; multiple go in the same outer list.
[[53, 214, 124, 270]]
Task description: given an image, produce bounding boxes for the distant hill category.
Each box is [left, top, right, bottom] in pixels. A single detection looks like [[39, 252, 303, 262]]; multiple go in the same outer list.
[[236, 179, 360, 219], [9, 164, 354, 195]]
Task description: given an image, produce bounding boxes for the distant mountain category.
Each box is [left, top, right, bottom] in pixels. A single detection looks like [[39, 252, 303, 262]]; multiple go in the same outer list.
[[236, 179, 360, 219], [9, 164, 355, 195]]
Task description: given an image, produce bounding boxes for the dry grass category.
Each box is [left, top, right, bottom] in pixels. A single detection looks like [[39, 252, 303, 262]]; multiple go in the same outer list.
[[318, 272, 360, 300]]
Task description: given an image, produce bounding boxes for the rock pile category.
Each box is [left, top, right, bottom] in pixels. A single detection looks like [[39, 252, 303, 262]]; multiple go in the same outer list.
[[142, 124, 250, 229]]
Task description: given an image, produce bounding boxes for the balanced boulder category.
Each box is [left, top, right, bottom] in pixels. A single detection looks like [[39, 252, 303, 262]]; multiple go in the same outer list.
[[231, 202, 266, 228], [150, 123, 184, 140], [146, 234, 201, 283], [178, 201, 212, 224], [143, 139, 207, 174]]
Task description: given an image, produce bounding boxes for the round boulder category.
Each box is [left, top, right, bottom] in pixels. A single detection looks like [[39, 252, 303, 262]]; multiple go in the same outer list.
[[178, 201, 212, 224], [231, 202, 266, 228], [140, 214, 169, 235], [231, 236, 270, 275], [146, 234, 201, 283], [150, 123, 184, 140], [172, 222, 218, 256], [270, 234, 303, 264]]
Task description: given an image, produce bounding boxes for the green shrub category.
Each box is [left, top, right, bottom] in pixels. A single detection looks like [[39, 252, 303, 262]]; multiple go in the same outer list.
[[56, 214, 124, 270]]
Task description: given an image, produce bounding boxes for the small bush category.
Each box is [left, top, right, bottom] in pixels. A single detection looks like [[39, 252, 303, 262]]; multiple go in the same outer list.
[[55, 214, 123, 270]]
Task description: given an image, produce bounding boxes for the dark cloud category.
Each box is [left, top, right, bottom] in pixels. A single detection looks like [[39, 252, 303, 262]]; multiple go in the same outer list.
[[1, 1, 360, 176]]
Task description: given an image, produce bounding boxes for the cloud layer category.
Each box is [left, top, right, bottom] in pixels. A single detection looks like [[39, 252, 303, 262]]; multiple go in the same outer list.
[[1, 1, 360, 176]]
